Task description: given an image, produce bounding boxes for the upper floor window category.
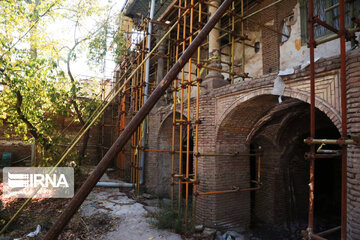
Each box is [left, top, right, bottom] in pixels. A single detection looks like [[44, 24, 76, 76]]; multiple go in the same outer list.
[[300, 0, 360, 44]]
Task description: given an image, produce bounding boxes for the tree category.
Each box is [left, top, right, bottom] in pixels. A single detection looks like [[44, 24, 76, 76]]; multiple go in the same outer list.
[[0, 0, 70, 158], [0, 0, 128, 165], [58, 0, 127, 163]]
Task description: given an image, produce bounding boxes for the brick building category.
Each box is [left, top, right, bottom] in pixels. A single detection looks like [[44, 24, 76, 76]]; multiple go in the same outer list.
[[117, 0, 360, 239]]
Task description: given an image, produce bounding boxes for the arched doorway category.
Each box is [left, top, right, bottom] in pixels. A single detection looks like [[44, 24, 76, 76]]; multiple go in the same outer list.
[[249, 99, 341, 239], [156, 112, 193, 202], [214, 94, 341, 238]]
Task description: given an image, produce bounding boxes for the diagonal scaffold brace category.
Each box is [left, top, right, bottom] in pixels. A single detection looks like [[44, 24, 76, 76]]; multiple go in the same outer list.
[[43, 0, 234, 238]]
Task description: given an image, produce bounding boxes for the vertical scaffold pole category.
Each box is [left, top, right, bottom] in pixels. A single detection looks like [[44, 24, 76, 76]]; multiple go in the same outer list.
[[307, 0, 316, 235], [44, 0, 234, 237], [339, 0, 347, 238]]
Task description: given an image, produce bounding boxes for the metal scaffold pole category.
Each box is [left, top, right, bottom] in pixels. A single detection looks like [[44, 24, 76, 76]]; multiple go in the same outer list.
[[43, 0, 234, 238], [302, 0, 351, 239], [140, 0, 156, 185]]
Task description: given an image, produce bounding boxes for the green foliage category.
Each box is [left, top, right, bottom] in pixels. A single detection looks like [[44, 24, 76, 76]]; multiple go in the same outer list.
[[86, 13, 130, 68], [149, 204, 194, 234], [113, 29, 131, 63], [0, 52, 70, 138], [0, 0, 127, 165], [0, 0, 69, 157], [87, 24, 109, 65]]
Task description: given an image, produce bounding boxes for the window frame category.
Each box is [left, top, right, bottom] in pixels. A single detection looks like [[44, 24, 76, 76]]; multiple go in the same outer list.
[[300, 0, 359, 45]]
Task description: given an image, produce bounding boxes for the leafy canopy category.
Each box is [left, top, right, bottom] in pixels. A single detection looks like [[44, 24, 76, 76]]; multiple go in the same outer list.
[[0, 0, 128, 164]]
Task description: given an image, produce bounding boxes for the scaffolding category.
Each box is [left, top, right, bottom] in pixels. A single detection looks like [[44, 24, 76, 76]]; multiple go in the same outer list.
[[112, 0, 304, 224], [301, 0, 360, 239], [3, 0, 358, 239], [118, 0, 360, 237], [120, 0, 273, 221]]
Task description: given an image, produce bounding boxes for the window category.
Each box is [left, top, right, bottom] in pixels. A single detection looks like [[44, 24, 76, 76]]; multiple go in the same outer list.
[[300, 0, 360, 44]]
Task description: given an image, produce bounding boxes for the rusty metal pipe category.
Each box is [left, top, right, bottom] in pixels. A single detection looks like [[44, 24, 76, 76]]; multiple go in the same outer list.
[[43, 0, 234, 238], [339, 0, 347, 238], [197, 186, 261, 196], [304, 138, 355, 145], [313, 16, 339, 35], [301, 230, 328, 240], [197, 150, 262, 196], [317, 226, 341, 237], [143, 148, 260, 156], [307, 0, 316, 235]]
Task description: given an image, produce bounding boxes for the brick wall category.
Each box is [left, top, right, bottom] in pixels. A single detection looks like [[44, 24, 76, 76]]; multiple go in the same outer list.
[[144, 100, 192, 198], [0, 134, 31, 166], [137, 51, 349, 230], [135, 1, 360, 234], [244, 0, 297, 75], [346, 49, 360, 240], [193, 48, 360, 232], [0, 102, 116, 167], [197, 94, 218, 226]]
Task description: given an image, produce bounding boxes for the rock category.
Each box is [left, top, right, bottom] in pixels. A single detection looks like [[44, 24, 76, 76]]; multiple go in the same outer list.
[[141, 193, 153, 199], [194, 224, 204, 232], [143, 206, 160, 214], [221, 230, 245, 240], [202, 227, 217, 238], [143, 199, 160, 207]]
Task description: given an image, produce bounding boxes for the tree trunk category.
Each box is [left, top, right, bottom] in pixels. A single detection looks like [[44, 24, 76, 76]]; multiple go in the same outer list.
[[78, 129, 90, 165]]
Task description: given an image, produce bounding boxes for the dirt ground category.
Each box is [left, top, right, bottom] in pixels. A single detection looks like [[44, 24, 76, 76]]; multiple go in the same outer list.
[[0, 169, 183, 240], [79, 187, 182, 240]]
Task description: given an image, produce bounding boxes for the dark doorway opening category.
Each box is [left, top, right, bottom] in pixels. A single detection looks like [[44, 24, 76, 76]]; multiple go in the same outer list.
[[249, 101, 341, 239], [250, 143, 257, 221]]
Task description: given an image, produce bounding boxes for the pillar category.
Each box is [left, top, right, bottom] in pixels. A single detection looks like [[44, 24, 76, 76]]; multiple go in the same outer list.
[[203, 0, 229, 90], [156, 29, 167, 84]]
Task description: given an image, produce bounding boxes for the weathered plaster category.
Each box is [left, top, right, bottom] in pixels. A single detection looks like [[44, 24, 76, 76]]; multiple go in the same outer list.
[[279, 3, 358, 71]]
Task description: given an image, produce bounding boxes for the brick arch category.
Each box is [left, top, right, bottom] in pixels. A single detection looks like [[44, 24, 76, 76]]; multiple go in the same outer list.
[[216, 87, 342, 138], [157, 111, 188, 150], [212, 88, 342, 229], [159, 110, 187, 130], [155, 110, 192, 197]]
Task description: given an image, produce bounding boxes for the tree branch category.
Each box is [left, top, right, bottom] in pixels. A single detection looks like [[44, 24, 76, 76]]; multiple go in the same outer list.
[[1, 68, 52, 149], [67, 41, 86, 125], [0, 2, 57, 59], [15, 90, 52, 149]]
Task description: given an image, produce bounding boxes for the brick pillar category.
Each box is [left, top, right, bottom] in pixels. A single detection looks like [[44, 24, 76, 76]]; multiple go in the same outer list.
[[346, 49, 360, 239], [196, 94, 218, 226], [261, 4, 280, 74], [203, 0, 228, 90], [144, 108, 162, 194], [156, 29, 167, 84]]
